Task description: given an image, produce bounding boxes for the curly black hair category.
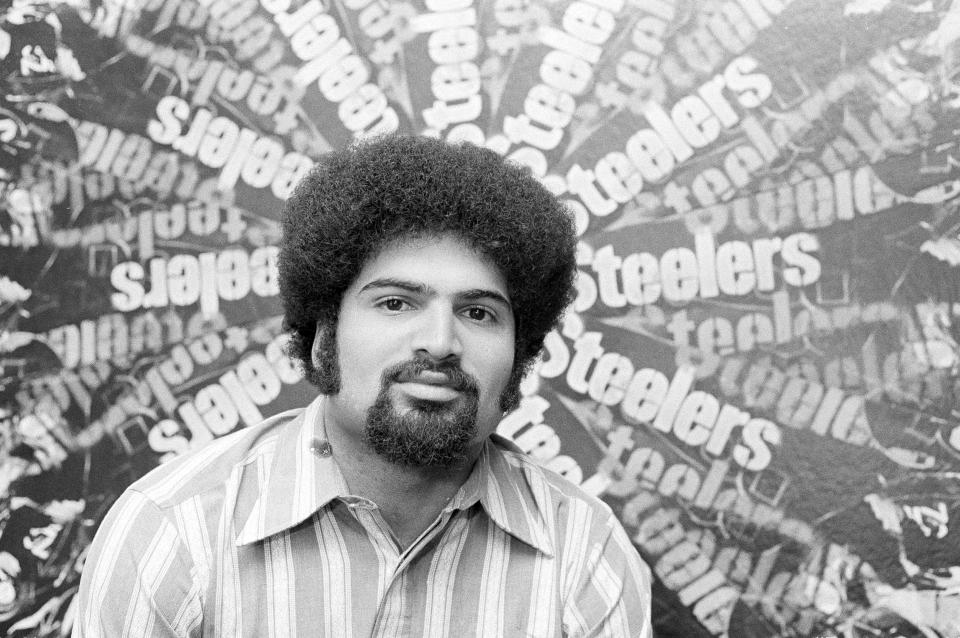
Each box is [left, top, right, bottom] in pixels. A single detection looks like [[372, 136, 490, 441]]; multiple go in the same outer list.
[[278, 134, 577, 411]]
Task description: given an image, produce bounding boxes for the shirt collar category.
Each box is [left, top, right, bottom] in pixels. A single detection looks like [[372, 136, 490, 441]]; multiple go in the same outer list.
[[236, 397, 553, 556], [450, 434, 554, 556], [235, 394, 350, 546]]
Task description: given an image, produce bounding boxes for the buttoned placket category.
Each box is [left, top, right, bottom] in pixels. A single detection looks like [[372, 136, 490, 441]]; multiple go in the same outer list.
[[344, 498, 462, 637]]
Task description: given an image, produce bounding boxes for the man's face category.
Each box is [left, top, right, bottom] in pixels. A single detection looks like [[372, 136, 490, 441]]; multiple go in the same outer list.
[[318, 234, 516, 468]]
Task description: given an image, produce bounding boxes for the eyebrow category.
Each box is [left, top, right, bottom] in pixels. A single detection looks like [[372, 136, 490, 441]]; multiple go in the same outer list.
[[358, 278, 513, 311]]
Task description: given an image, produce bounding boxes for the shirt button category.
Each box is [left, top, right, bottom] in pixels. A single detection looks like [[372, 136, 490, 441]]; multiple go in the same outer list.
[[310, 438, 332, 457]]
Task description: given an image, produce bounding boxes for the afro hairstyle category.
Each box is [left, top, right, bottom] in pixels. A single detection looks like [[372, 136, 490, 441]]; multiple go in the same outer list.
[[278, 134, 577, 410]]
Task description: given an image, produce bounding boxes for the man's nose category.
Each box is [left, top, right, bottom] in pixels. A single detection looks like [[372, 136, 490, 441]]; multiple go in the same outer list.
[[411, 305, 463, 359]]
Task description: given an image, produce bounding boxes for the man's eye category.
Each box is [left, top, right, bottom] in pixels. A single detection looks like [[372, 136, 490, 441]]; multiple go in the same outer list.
[[466, 307, 492, 322], [381, 298, 407, 311]]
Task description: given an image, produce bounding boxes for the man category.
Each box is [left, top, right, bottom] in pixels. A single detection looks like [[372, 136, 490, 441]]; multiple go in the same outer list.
[[73, 135, 652, 636]]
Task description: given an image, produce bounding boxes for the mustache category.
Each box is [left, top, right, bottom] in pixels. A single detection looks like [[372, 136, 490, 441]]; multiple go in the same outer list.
[[382, 357, 479, 394]]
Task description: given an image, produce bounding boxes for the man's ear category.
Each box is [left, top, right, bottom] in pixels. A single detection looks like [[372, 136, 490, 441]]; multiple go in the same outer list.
[[308, 318, 341, 393]]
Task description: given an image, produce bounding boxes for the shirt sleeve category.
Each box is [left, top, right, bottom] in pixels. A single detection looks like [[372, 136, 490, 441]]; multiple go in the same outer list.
[[71, 489, 202, 638], [562, 513, 653, 638]]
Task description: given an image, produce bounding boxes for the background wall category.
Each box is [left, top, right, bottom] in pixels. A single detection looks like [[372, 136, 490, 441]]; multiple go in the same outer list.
[[1, 0, 960, 635]]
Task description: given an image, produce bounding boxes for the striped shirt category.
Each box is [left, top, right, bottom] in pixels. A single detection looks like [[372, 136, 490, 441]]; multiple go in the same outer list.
[[73, 395, 652, 637]]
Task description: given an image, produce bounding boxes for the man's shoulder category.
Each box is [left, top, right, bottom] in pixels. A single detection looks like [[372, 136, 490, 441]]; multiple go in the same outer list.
[[488, 434, 615, 521], [127, 407, 306, 509]]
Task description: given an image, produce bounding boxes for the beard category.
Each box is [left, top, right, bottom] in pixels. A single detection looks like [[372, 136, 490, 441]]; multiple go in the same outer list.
[[363, 356, 481, 468]]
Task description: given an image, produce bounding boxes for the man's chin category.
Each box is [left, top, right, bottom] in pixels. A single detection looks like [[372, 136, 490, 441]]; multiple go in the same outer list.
[[364, 428, 475, 468], [365, 391, 480, 467]]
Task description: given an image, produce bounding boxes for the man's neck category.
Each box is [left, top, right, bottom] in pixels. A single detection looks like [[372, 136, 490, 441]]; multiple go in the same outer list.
[[343, 452, 475, 550], [323, 407, 481, 551]]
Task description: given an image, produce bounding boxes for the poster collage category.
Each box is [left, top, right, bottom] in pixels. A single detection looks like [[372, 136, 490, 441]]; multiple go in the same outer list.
[[3, 0, 960, 635]]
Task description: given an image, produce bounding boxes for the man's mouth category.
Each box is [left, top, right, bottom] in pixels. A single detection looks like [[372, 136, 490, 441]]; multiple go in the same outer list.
[[393, 371, 461, 401], [383, 358, 480, 406], [390, 365, 477, 403], [399, 370, 453, 385], [395, 381, 463, 402]]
